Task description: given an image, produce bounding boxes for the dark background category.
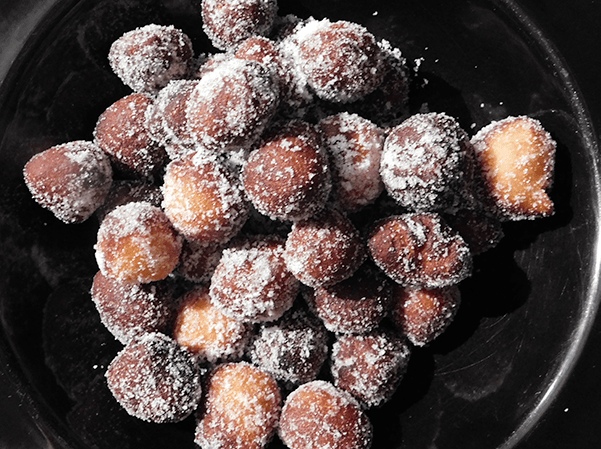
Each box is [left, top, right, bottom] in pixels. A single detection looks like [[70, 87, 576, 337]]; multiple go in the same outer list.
[[1, 0, 601, 448]]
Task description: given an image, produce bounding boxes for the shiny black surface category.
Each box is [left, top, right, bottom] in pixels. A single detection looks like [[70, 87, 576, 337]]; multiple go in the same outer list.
[[1, 0, 600, 448]]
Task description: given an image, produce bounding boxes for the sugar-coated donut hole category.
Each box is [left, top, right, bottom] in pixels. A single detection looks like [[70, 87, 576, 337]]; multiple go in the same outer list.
[[108, 24, 193, 93], [284, 208, 366, 288], [195, 362, 282, 449], [209, 235, 299, 323], [278, 380, 373, 449], [249, 307, 329, 387], [176, 239, 223, 284], [380, 112, 475, 213], [331, 329, 411, 408], [391, 284, 461, 347], [173, 286, 252, 364], [94, 93, 168, 177], [91, 271, 176, 344], [201, 0, 278, 51], [23, 140, 113, 224], [367, 213, 472, 288], [471, 115, 556, 220], [305, 262, 393, 334], [318, 112, 385, 212], [243, 120, 331, 222], [162, 151, 250, 244], [95, 202, 182, 284], [106, 332, 202, 423]]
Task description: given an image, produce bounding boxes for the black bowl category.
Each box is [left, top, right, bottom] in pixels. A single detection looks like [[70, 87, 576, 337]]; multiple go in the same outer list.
[[1, 0, 600, 448]]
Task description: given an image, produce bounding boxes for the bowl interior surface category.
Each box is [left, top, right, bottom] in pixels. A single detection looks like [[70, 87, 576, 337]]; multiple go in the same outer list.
[[0, 0, 599, 448]]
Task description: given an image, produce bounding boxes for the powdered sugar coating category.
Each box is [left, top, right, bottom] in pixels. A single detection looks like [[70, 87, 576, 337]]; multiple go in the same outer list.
[[291, 19, 383, 103], [108, 24, 193, 93], [331, 329, 411, 408], [380, 112, 474, 213], [210, 235, 299, 322], [94, 93, 168, 177], [306, 262, 393, 334], [367, 213, 472, 288], [185, 58, 279, 152], [318, 112, 385, 212], [284, 208, 366, 288], [250, 307, 329, 387], [91, 271, 176, 344], [391, 285, 461, 346], [95, 201, 182, 284], [173, 286, 252, 363], [162, 151, 250, 243], [243, 120, 331, 222], [195, 362, 282, 449], [278, 380, 373, 449], [471, 115, 556, 220], [23, 140, 112, 224], [201, 0, 278, 51], [106, 332, 202, 423]]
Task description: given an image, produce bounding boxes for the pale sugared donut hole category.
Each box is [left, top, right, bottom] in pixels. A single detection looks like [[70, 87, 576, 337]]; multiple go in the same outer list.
[[380, 112, 474, 213], [91, 270, 176, 344], [470, 115, 556, 220], [106, 332, 201, 423], [95, 179, 163, 222], [294, 19, 383, 103], [162, 151, 250, 244], [331, 329, 411, 408], [201, 0, 278, 51], [23, 140, 113, 224], [318, 112, 385, 212], [249, 307, 329, 387], [95, 201, 182, 284], [176, 239, 223, 284], [391, 284, 461, 347], [284, 208, 366, 288], [94, 93, 168, 177], [278, 380, 373, 449], [185, 58, 279, 152], [195, 362, 282, 449], [108, 24, 193, 93], [306, 262, 393, 334], [242, 120, 331, 222], [173, 286, 252, 364], [367, 213, 472, 289], [209, 235, 299, 323]]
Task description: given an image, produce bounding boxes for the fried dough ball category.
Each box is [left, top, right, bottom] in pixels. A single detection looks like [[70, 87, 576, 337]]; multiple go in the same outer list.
[[284, 208, 366, 288], [185, 58, 279, 152], [390, 284, 461, 346], [380, 112, 474, 212], [23, 141, 113, 224], [91, 271, 176, 344], [367, 213, 472, 288], [305, 262, 393, 334], [176, 239, 223, 284], [162, 151, 249, 243], [209, 235, 299, 323], [201, 0, 278, 51], [95, 202, 182, 284], [95, 180, 163, 222], [173, 286, 252, 363], [318, 112, 385, 212], [108, 24, 193, 93], [94, 93, 168, 177], [471, 115, 556, 220], [278, 380, 373, 449], [331, 329, 411, 408], [195, 362, 282, 449], [292, 19, 383, 103], [106, 332, 201, 423], [243, 120, 331, 222], [249, 307, 329, 387]]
